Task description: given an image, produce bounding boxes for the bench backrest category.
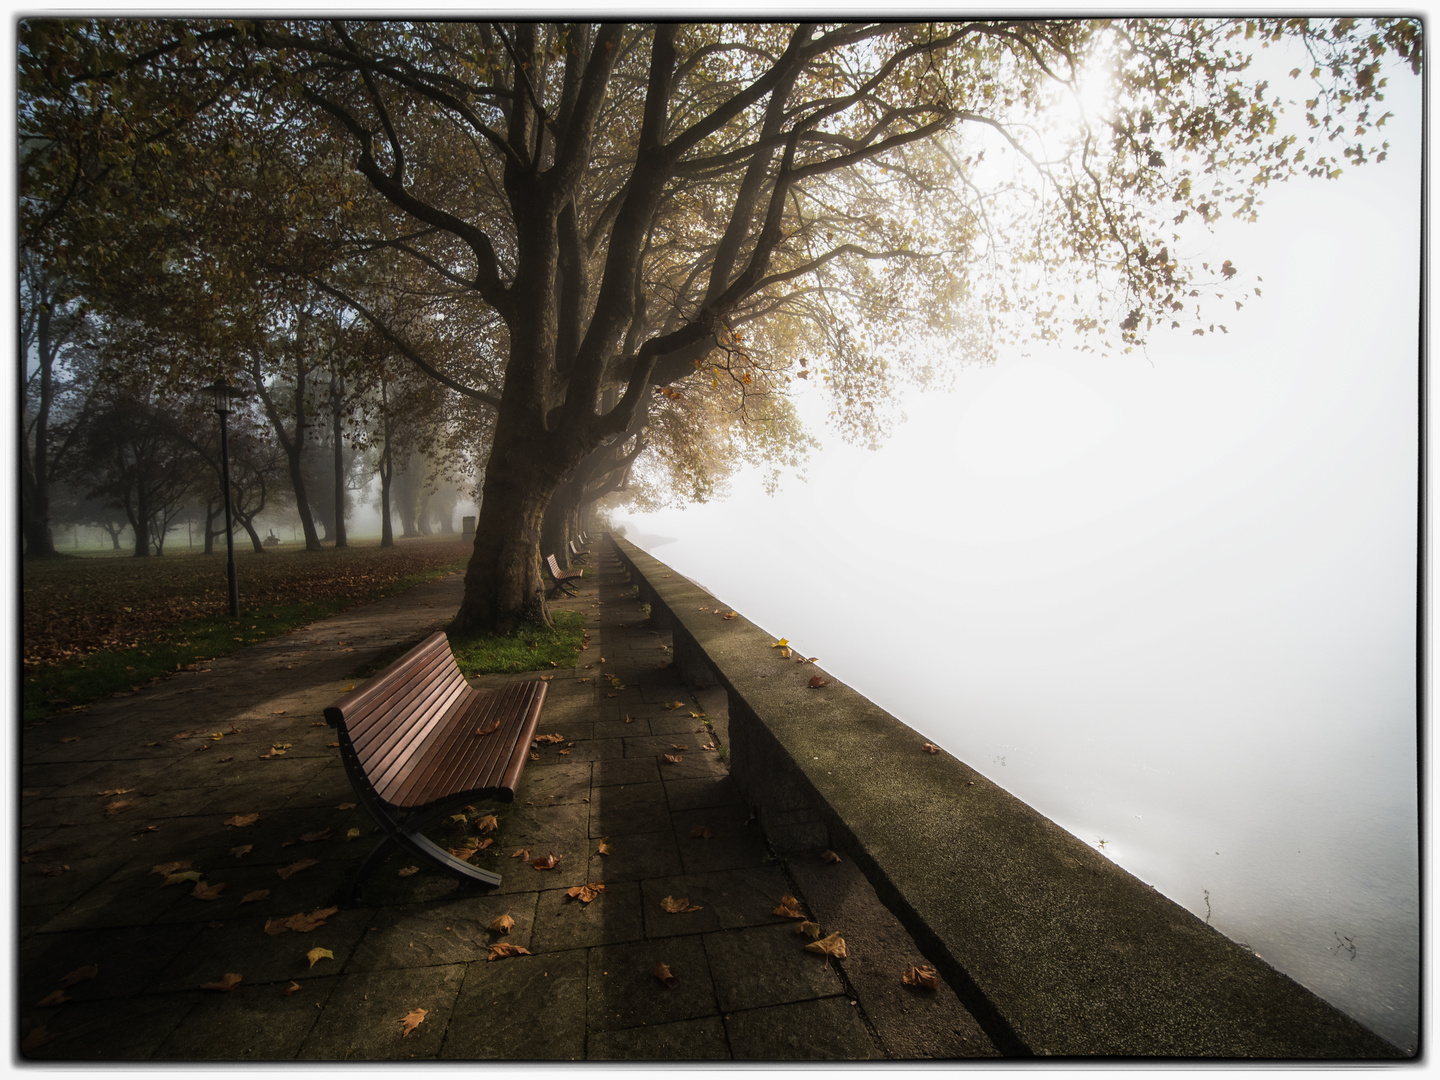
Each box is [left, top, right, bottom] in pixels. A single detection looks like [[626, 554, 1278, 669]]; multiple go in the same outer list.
[[546, 553, 567, 578]]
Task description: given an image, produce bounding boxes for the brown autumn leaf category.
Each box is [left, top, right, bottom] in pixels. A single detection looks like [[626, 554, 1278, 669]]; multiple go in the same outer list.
[[345, 828, 361, 841], [306, 947, 334, 969], [229, 845, 253, 859], [190, 881, 228, 901], [103, 799, 141, 816], [474, 719, 501, 737], [263, 917, 290, 936], [151, 860, 192, 876], [488, 912, 515, 935], [530, 854, 559, 870], [653, 961, 678, 988], [240, 889, 270, 904], [475, 814, 499, 833], [670, 744, 689, 751], [95, 788, 133, 797], [488, 943, 531, 961], [805, 932, 848, 965], [534, 733, 565, 744], [224, 813, 260, 828], [772, 896, 806, 919], [397, 865, 420, 877], [558, 748, 571, 755], [163, 871, 203, 886], [449, 841, 480, 861], [662, 754, 682, 764], [284, 981, 302, 996], [922, 743, 941, 754], [511, 849, 530, 860], [276, 858, 319, 880], [528, 751, 539, 761], [337, 803, 355, 810], [659, 896, 703, 914], [56, 964, 98, 988], [624, 714, 636, 723], [596, 838, 614, 856], [902, 964, 939, 990], [689, 825, 714, 840], [285, 906, 340, 933], [795, 920, 825, 940], [723, 611, 738, 620], [199, 972, 243, 992], [35, 990, 71, 1008], [38, 863, 70, 876], [299, 828, 331, 843], [807, 675, 830, 689], [820, 849, 842, 864], [663, 700, 684, 710], [22, 1025, 60, 1052], [59, 736, 79, 743], [566, 882, 605, 903], [400, 1007, 427, 1037]]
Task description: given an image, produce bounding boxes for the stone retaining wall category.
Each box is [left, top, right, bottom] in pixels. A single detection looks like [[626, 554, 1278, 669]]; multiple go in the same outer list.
[[610, 534, 1402, 1059]]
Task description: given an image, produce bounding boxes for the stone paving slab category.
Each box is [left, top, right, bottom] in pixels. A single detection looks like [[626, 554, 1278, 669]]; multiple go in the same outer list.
[[18, 541, 998, 1061]]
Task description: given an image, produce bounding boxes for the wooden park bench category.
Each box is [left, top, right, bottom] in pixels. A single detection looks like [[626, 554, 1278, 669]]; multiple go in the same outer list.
[[568, 539, 589, 563], [323, 631, 548, 901], [546, 552, 583, 596]]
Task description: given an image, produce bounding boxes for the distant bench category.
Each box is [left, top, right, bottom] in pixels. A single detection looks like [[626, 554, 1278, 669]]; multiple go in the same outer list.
[[324, 631, 547, 901], [546, 552, 583, 596]]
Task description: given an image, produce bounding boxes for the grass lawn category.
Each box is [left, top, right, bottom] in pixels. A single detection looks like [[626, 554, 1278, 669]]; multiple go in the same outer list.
[[23, 536, 475, 723]]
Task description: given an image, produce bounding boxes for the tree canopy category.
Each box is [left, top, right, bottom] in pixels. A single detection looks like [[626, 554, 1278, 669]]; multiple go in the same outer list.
[[19, 18, 1420, 626]]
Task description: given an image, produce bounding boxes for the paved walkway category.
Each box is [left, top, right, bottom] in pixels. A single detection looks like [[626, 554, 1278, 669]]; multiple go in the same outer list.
[[18, 539, 997, 1061]]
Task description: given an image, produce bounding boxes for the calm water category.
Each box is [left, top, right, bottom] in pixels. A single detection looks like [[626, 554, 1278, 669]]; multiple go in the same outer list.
[[618, 521, 1420, 1053]]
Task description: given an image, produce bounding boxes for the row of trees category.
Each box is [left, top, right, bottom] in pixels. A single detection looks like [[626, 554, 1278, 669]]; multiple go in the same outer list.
[[20, 18, 1420, 628]]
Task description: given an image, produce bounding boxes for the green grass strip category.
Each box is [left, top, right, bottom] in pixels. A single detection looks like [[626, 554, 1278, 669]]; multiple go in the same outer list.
[[348, 610, 588, 682]]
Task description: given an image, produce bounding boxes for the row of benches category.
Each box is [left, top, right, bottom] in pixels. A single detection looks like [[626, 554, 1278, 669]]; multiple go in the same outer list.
[[324, 532, 595, 901]]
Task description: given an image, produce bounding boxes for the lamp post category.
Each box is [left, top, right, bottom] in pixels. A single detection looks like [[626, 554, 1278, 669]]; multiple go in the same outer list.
[[209, 378, 242, 618]]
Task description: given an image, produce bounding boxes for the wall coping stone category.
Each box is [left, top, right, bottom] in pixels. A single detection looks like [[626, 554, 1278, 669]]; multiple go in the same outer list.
[[611, 534, 1402, 1059]]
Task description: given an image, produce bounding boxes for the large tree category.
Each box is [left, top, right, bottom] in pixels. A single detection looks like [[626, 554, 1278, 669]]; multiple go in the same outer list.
[[228, 18, 1415, 632]]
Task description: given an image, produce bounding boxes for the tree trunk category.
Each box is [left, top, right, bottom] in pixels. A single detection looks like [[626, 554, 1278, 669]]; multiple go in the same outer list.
[[21, 293, 58, 558], [239, 517, 264, 553], [541, 476, 581, 570], [131, 490, 150, 557], [452, 451, 560, 634], [331, 373, 347, 548], [379, 378, 395, 548]]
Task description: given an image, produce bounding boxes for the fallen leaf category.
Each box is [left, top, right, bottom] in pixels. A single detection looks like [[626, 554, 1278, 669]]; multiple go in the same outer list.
[[773, 896, 806, 919], [689, 825, 714, 840], [299, 828, 331, 843], [624, 715, 636, 724], [151, 860, 192, 876], [224, 813, 260, 828], [662, 754, 682, 764], [398, 865, 420, 877], [474, 719, 501, 737], [663, 700, 684, 710], [671, 743, 688, 751], [103, 799, 140, 816], [35, 990, 71, 1008], [902, 964, 939, 990], [60, 737, 79, 743], [277, 858, 319, 880], [779, 648, 792, 659], [534, 733, 565, 744], [488, 943, 531, 961], [807, 675, 830, 689], [229, 845, 254, 859], [770, 638, 789, 649], [306, 947, 334, 969], [476, 837, 495, 851], [449, 841, 480, 861], [530, 854, 559, 870], [337, 803, 355, 811], [95, 788, 133, 797], [805, 932, 848, 965], [400, 1007, 427, 1037], [284, 981, 302, 996], [557, 749, 571, 755], [820, 849, 842, 864], [56, 964, 98, 988], [132, 824, 159, 835], [723, 611, 738, 620], [566, 882, 605, 903], [796, 920, 824, 940], [488, 913, 515, 935], [660, 896, 703, 914], [199, 973, 243, 992], [191, 881, 228, 901], [285, 906, 339, 933], [240, 889, 270, 904], [511, 849, 530, 860], [475, 814, 499, 833], [923, 743, 941, 754], [596, 838, 614, 856], [22, 1025, 60, 1051], [163, 871, 203, 886], [345, 828, 361, 841], [653, 961, 678, 988]]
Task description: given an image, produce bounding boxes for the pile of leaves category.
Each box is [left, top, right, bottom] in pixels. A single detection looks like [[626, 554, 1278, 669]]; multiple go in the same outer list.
[[23, 537, 471, 721]]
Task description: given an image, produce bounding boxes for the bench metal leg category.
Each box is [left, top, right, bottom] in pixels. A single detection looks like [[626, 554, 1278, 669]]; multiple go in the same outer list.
[[338, 768, 504, 903]]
